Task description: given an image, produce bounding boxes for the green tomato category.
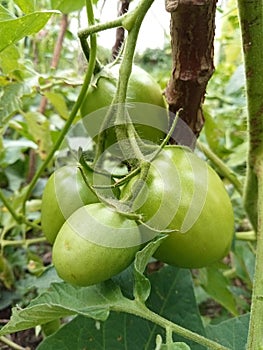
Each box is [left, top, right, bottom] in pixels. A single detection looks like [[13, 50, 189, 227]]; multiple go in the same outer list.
[[41, 165, 118, 244], [52, 203, 142, 286], [122, 145, 234, 268], [80, 64, 168, 153]]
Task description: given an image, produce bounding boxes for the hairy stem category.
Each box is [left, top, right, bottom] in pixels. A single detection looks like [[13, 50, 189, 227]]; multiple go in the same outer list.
[[197, 141, 243, 195], [237, 1, 263, 349], [112, 300, 230, 350]]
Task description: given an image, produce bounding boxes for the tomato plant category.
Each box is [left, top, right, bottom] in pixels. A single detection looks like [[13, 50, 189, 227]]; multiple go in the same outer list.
[[122, 145, 234, 268], [52, 202, 142, 286], [41, 165, 118, 244], [80, 63, 169, 150]]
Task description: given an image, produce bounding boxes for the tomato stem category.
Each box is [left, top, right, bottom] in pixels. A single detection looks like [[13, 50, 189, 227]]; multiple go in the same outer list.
[[237, 1, 263, 348], [197, 141, 243, 195], [111, 300, 230, 350]]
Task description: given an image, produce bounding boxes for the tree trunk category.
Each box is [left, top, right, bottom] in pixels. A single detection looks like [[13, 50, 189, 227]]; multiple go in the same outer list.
[[165, 0, 217, 144]]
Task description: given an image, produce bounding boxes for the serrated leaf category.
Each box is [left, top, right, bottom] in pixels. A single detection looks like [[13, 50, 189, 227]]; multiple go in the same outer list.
[[133, 236, 166, 303], [206, 313, 249, 350], [0, 280, 128, 336], [0, 11, 58, 53], [199, 266, 239, 316], [51, 0, 85, 13], [44, 91, 69, 120], [14, 0, 35, 14], [37, 267, 206, 350]]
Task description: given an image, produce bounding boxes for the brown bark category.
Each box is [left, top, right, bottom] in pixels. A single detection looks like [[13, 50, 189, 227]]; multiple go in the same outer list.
[[165, 0, 217, 141], [112, 0, 131, 59]]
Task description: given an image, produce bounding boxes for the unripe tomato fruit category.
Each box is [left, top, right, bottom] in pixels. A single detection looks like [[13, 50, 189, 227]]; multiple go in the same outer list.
[[41, 165, 118, 244], [122, 146, 234, 268], [80, 64, 168, 151], [52, 203, 142, 286]]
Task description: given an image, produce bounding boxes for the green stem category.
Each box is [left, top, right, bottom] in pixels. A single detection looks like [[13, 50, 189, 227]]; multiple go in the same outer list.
[[22, 1, 98, 212], [237, 1, 263, 231], [1, 237, 46, 249], [92, 0, 154, 163], [112, 300, 229, 350], [0, 190, 41, 230], [0, 190, 22, 224], [246, 159, 263, 350], [237, 2, 263, 349], [235, 231, 256, 241], [0, 336, 25, 350], [197, 141, 243, 195]]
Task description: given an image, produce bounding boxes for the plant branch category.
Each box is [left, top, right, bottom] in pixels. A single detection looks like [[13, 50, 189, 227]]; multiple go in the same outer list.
[[112, 300, 230, 350], [0, 336, 25, 350], [237, 1, 263, 349], [197, 141, 243, 195]]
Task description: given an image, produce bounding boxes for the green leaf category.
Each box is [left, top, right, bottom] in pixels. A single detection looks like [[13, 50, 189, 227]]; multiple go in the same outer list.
[[206, 313, 249, 349], [0, 45, 21, 74], [36, 267, 206, 350], [0, 11, 59, 53], [161, 344, 191, 350], [147, 267, 206, 350], [0, 4, 16, 21], [133, 236, 165, 303], [2, 139, 37, 166], [51, 0, 85, 13], [14, 0, 35, 14], [0, 280, 127, 336], [44, 91, 69, 120], [203, 109, 227, 156], [155, 335, 191, 350], [24, 112, 53, 160], [0, 82, 30, 127], [199, 266, 239, 316]]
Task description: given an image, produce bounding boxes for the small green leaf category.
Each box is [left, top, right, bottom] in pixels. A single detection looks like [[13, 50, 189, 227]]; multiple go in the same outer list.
[[133, 236, 165, 303], [0, 11, 59, 53], [24, 112, 53, 160], [14, 0, 35, 14], [44, 91, 69, 120], [51, 0, 85, 13], [0, 82, 30, 127], [155, 334, 191, 350], [199, 266, 239, 316]]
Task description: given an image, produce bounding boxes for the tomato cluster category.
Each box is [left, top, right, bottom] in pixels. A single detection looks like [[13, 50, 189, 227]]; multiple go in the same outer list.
[[41, 64, 234, 286]]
